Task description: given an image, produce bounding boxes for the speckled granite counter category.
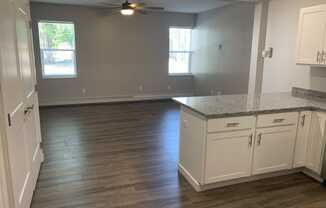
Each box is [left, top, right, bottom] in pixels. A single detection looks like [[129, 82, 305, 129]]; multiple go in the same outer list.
[[173, 93, 326, 118]]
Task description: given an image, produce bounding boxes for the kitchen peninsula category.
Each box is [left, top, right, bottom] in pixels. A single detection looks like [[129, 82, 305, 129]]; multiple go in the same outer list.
[[173, 92, 326, 192]]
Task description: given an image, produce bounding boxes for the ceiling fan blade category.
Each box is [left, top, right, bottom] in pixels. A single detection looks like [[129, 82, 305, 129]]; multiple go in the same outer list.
[[96, 8, 120, 17], [100, 2, 121, 8], [143, 6, 165, 11], [137, 9, 148, 15]]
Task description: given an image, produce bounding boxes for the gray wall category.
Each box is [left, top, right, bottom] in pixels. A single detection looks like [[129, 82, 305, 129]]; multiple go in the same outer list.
[[31, 3, 195, 105], [191, 3, 255, 96], [262, 0, 326, 93]]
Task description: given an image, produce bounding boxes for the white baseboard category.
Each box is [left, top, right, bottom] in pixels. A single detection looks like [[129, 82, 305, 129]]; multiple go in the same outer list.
[[301, 168, 324, 182], [178, 164, 321, 192], [39, 93, 193, 107], [178, 164, 202, 192]]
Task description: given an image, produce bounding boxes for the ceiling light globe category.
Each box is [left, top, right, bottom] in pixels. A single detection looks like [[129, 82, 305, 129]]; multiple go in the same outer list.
[[121, 9, 134, 15]]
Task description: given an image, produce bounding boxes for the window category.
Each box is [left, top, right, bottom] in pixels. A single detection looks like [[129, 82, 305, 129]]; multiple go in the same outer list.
[[169, 27, 192, 75], [38, 21, 76, 78]]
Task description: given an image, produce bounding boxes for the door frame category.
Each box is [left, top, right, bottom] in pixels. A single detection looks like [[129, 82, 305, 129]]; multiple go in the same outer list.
[[0, 41, 15, 208], [0, 130, 12, 208], [0, 96, 15, 208]]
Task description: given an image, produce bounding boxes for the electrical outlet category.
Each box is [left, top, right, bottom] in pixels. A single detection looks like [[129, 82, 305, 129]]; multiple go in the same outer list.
[[168, 85, 171, 90], [82, 88, 87, 95]]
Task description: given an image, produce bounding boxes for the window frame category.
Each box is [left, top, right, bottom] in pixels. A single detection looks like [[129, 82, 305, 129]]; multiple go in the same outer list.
[[38, 20, 77, 79], [168, 26, 193, 76]]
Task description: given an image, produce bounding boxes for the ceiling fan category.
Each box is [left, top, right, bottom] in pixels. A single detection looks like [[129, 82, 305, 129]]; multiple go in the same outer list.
[[101, 0, 165, 16]]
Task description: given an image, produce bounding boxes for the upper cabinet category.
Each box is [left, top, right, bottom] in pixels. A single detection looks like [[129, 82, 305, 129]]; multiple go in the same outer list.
[[296, 5, 326, 66]]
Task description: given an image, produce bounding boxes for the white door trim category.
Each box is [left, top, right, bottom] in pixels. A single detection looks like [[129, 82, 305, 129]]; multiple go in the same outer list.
[[0, 100, 14, 208], [0, 137, 11, 208], [0, 26, 16, 208]]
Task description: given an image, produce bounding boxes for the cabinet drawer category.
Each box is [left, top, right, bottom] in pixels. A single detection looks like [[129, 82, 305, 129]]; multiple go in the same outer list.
[[257, 112, 299, 128], [207, 116, 255, 133]]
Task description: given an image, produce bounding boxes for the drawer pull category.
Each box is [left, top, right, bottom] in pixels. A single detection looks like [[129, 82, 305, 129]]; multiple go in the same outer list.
[[273, 118, 285, 123], [301, 115, 306, 127], [257, 133, 262, 146], [226, 122, 240, 127], [248, 134, 253, 147]]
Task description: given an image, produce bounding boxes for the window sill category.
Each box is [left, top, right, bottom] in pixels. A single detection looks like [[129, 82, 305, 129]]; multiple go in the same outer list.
[[169, 73, 194, 77], [42, 75, 77, 79]]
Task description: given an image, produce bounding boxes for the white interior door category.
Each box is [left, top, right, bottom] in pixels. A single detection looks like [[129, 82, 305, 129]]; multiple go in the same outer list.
[[0, 1, 33, 208], [24, 93, 43, 188], [16, 6, 43, 190], [0, 1, 42, 208]]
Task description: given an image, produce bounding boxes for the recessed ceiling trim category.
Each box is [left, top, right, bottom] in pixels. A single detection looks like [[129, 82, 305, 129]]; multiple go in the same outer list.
[[30, 0, 248, 14]]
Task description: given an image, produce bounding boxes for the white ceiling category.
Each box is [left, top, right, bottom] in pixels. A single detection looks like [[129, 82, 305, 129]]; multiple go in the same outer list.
[[30, 0, 254, 13]]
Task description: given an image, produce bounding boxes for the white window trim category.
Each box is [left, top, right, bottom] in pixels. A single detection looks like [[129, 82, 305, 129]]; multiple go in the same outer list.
[[38, 20, 77, 79], [168, 27, 193, 76], [168, 73, 193, 77]]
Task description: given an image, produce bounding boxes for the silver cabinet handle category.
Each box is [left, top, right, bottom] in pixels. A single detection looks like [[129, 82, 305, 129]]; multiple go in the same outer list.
[[248, 133, 253, 147], [257, 133, 262, 146], [301, 114, 306, 127], [273, 118, 285, 123], [317, 51, 321, 63], [226, 122, 240, 127]]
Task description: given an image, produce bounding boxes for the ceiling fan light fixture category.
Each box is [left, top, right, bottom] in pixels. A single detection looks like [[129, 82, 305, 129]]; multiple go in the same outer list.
[[121, 1, 134, 15], [121, 8, 134, 15]]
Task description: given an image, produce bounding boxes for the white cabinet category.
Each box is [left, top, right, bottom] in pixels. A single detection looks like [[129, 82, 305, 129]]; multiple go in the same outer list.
[[178, 108, 326, 192], [296, 5, 326, 65], [179, 108, 206, 184], [306, 112, 326, 174], [252, 126, 297, 175], [205, 130, 253, 183], [294, 111, 312, 168]]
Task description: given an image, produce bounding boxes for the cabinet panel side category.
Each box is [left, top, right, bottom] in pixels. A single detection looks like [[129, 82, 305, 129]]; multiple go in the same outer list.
[[179, 107, 206, 184]]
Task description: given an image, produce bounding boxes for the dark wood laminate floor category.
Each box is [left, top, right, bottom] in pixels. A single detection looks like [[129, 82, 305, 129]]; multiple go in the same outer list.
[[31, 100, 326, 208]]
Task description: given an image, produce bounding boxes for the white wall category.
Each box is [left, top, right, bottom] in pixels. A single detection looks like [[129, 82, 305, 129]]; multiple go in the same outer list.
[[31, 3, 195, 105], [262, 0, 326, 93], [191, 3, 255, 96]]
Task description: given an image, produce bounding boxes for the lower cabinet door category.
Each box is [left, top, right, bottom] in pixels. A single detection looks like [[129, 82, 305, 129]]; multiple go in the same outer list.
[[205, 130, 253, 184], [306, 112, 326, 174], [253, 126, 296, 175], [294, 111, 312, 168]]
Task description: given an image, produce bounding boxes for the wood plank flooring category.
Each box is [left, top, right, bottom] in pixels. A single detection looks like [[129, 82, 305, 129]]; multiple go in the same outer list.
[[31, 100, 326, 208]]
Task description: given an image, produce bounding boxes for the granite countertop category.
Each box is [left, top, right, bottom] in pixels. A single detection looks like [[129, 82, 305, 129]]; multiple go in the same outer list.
[[173, 92, 326, 118]]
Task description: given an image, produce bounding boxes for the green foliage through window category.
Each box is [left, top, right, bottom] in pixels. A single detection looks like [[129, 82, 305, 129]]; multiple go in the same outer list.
[[38, 21, 77, 78], [38, 21, 75, 49]]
